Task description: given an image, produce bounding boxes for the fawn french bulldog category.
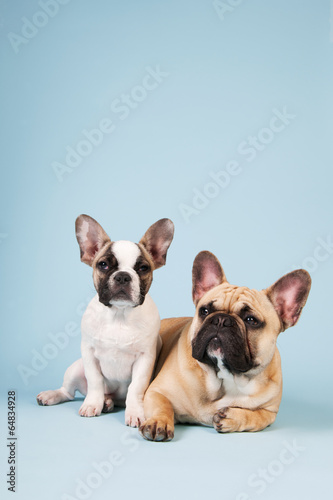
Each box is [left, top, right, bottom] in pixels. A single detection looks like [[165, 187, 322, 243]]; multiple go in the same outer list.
[[140, 251, 311, 441], [37, 214, 174, 427]]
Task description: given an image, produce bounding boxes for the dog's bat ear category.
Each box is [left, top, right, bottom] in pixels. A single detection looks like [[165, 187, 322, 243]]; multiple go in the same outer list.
[[192, 251, 227, 306], [265, 270, 311, 330], [75, 215, 110, 266], [139, 218, 174, 270]]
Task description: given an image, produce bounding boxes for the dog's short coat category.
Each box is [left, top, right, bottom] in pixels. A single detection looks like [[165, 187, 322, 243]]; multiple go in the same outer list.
[[37, 215, 174, 427]]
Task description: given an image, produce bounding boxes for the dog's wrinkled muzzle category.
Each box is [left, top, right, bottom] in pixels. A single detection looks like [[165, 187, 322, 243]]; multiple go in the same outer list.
[[191, 313, 253, 374]]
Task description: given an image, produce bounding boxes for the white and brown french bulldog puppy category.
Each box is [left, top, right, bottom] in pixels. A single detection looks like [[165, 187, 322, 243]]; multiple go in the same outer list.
[[139, 251, 311, 441], [37, 215, 174, 427]]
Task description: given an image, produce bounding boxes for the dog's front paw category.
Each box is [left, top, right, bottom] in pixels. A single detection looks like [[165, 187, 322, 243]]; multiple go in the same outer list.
[[139, 417, 174, 442], [79, 399, 104, 418], [213, 407, 240, 433], [125, 407, 145, 428], [36, 389, 71, 406]]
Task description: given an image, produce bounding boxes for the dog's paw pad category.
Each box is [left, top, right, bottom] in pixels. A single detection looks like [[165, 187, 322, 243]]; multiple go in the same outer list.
[[125, 415, 142, 428], [36, 390, 68, 406], [79, 403, 103, 418], [213, 407, 238, 433], [125, 408, 145, 428], [36, 395, 48, 406], [139, 418, 174, 442]]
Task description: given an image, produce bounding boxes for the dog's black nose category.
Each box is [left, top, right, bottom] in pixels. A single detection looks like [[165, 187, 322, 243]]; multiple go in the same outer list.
[[114, 272, 132, 285], [211, 314, 234, 328]]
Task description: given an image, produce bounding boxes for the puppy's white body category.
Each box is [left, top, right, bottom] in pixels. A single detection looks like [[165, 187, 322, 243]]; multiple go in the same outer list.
[[82, 294, 160, 389], [80, 293, 161, 423]]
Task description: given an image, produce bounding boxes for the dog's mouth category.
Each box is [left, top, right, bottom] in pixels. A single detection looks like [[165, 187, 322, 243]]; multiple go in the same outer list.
[[98, 288, 136, 308], [109, 289, 134, 305], [113, 289, 130, 299], [207, 336, 223, 355], [192, 314, 254, 374]]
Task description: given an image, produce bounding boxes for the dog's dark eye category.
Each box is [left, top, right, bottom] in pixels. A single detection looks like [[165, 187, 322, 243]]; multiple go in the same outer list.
[[245, 316, 259, 327], [199, 307, 210, 317], [138, 265, 149, 273], [98, 261, 109, 270]]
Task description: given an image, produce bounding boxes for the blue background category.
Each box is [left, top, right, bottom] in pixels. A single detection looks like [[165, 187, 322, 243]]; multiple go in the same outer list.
[[1, 1, 332, 499]]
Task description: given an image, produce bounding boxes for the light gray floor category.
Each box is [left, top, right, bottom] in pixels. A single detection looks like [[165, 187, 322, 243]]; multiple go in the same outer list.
[[1, 392, 332, 500]]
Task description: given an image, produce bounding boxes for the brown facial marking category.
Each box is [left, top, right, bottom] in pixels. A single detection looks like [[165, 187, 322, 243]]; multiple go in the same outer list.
[[92, 243, 155, 308], [93, 243, 120, 306], [135, 245, 154, 305]]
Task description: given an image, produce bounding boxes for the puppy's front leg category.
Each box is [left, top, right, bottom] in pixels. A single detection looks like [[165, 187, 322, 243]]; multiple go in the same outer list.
[[213, 407, 277, 433], [124, 353, 156, 428], [79, 344, 105, 417]]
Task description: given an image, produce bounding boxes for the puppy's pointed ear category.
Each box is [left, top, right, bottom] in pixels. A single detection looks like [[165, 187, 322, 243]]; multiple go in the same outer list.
[[192, 251, 227, 306], [139, 218, 174, 270], [75, 215, 110, 266], [265, 270, 311, 330]]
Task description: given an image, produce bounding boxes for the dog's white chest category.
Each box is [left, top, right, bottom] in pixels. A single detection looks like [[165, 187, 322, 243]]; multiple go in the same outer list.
[[91, 324, 140, 382], [81, 294, 160, 384], [216, 360, 258, 400]]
